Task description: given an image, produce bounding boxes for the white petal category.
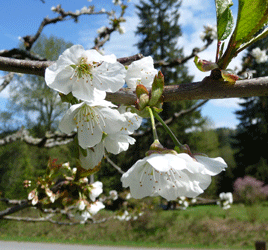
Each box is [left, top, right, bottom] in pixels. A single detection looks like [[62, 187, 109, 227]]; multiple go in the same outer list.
[[90, 181, 103, 201], [121, 111, 142, 134], [72, 81, 106, 102], [80, 142, 104, 170], [125, 56, 157, 89], [92, 61, 126, 92], [195, 155, 227, 175], [121, 161, 155, 199], [97, 107, 126, 134], [59, 102, 84, 134], [104, 134, 135, 154], [88, 201, 105, 215], [45, 45, 85, 93]]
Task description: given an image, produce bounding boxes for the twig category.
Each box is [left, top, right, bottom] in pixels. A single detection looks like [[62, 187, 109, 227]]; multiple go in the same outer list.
[[0, 72, 14, 92], [105, 153, 125, 174], [22, 5, 111, 51], [0, 49, 47, 61], [0, 54, 143, 77], [154, 40, 213, 68]]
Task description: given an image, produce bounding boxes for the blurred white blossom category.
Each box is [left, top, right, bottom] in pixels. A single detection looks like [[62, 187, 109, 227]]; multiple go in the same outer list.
[[251, 47, 268, 63]]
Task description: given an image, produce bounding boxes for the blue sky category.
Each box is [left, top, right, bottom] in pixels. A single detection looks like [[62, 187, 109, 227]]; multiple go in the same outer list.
[[0, 0, 244, 129]]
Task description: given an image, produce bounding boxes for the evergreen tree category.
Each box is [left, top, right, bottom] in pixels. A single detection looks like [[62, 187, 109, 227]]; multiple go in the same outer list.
[[233, 35, 268, 183], [135, 0, 205, 148]]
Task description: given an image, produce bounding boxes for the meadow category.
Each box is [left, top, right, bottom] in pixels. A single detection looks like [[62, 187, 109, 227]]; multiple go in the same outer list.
[[0, 203, 267, 249]]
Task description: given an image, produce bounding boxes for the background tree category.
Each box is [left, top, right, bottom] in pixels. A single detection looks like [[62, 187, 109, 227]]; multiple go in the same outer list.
[[7, 35, 73, 137], [135, 0, 206, 148], [233, 35, 268, 184]]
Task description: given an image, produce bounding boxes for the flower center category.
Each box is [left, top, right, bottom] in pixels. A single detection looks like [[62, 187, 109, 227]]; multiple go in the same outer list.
[[74, 105, 106, 135], [70, 57, 101, 82]]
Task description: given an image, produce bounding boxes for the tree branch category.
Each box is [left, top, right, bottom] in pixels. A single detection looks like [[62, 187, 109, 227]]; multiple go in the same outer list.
[[0, 127, 75, 147], [0, 54, 143, 77], [106, 76, 268, 104], [105, 153, 125, 174], [0, 49, 47, 61], [154, 40, 213, 68], [22, 5, 111, 51], [3, 214, 112, 225], [0, 72, 14, 92], [0, 200, 30, 219]]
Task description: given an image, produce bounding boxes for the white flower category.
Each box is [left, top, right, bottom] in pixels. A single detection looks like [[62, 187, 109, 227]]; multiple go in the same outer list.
[[28, 189, 38, 205], [251, 47, 268, 63], [104, 110, 142, 154], [200, 24, 217, 42], [45, 45, 127, 102], [125, 56, 158, 89], [121, 153, 227, 201], [100, 8, 106, 12], [218, 192, 233, 209], [72, 167, 77, 175], [73, 201, 104, 223], [115, 210, 131, 221], [88, 201, 105, 215], [51, 6, 56, 11], [79, 109, 142, 169], [45, 188, 56, 203], [80, 6, 88, 13], [118, 26, 126, 34], [125, 193, 131, 199], [77, 200, 87, 211], [97, 26, 106, 34], [90, 181, 103, 201], [74, 210, 91, 223], [59, 100, 125, 149], [113, 0, 122, 5], [109, 190, 118, 200], [219, 192, 233, 204]]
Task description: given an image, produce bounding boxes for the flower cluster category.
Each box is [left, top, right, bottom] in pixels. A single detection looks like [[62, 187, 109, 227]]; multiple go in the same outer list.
[[73, 181, 105, 223], [217, 192, 233, 210], [251, 47, 268, 64], [45, 45, 157, 170], [200, 24, 217, 42], [45, 44, 228, 203]]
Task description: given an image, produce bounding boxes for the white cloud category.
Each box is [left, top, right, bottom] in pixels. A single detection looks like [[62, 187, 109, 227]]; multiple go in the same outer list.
[[209, 98, 240, 108]]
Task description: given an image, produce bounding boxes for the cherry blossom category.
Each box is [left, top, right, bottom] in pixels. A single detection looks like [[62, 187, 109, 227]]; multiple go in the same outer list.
[[251, 47, 268, 64], [59, 100, 125, 149], [121, 153, 227, 201], [45, 45, 126, 102], [90, 181, 103, 202], [79, 108, 142, 169], [125, 56, 158, 89]]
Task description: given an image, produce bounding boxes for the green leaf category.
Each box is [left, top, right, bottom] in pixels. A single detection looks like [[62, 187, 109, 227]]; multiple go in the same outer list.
[[215, 0, 234, 41], [194, 56, 218, 72], [234, 0, 268, 45], [148, 71, 164, 107], [221, 69, 240, 84]]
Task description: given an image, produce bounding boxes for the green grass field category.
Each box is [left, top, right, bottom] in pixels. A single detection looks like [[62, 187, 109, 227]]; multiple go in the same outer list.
[[1, 203, 267, 249]]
